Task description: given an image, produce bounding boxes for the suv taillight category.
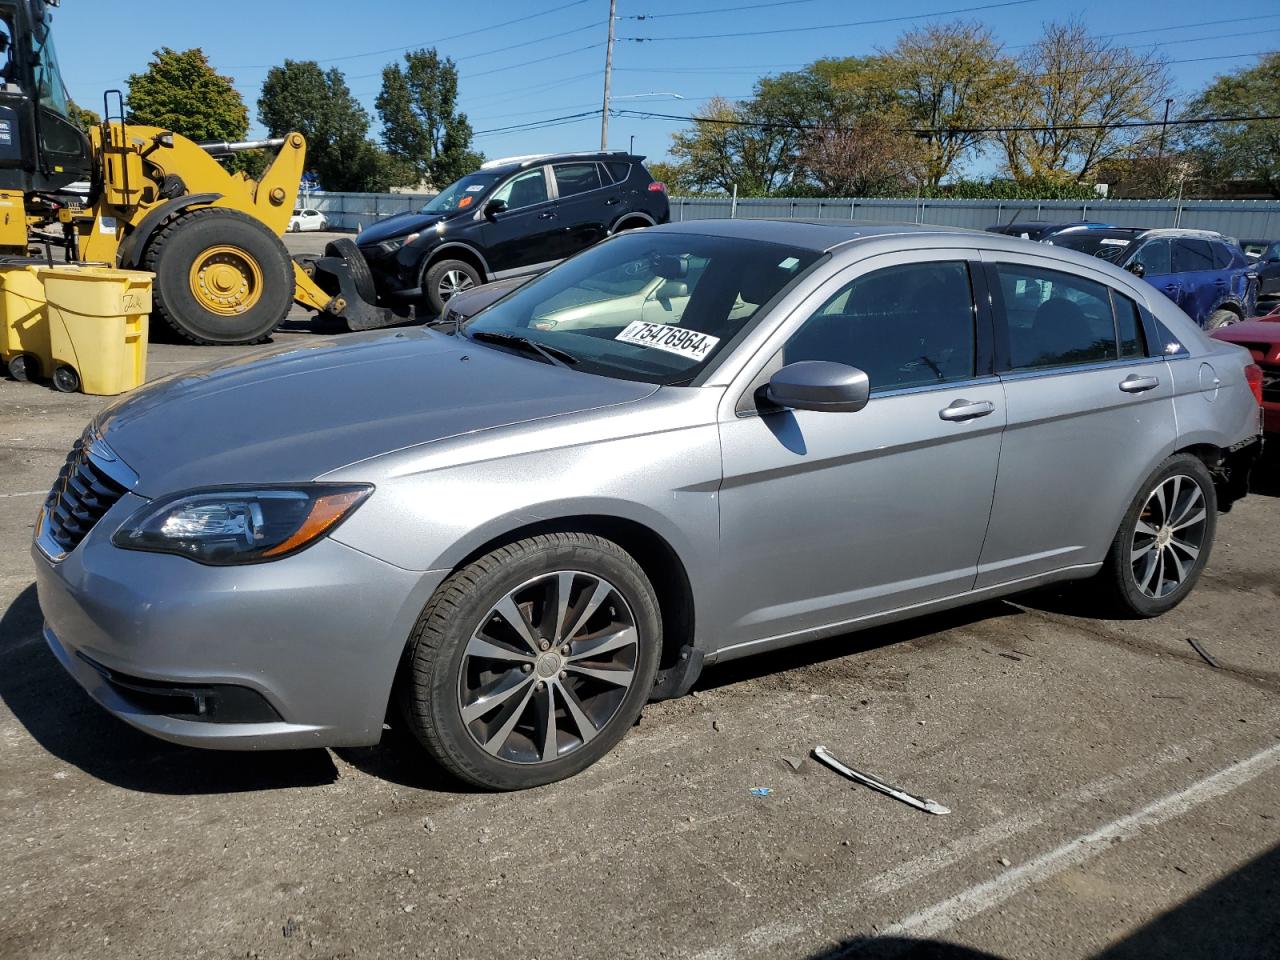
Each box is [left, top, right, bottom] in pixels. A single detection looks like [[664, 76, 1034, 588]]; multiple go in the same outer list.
[[648, 181, 666, 192], [1245, 363, 1263, 405]]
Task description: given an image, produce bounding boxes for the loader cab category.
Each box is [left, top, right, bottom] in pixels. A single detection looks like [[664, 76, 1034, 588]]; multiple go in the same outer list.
[[0, 0, 91, 192]]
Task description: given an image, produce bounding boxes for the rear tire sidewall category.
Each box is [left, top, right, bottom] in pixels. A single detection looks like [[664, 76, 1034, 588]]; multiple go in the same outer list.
[[1206, 309, 1238, 331], [404, 536, 661, 790], [147, 209, 294, 345], [1107, 454, 1217, 617], [423, 258, 480, 317]]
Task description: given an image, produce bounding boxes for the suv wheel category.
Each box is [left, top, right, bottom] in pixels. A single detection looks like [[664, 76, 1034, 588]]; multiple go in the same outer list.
[[1206, 309, 1239, 330], [424, 258, 480, 317], [400, 533, 662, 790], [1096, 454, 1216, 617]]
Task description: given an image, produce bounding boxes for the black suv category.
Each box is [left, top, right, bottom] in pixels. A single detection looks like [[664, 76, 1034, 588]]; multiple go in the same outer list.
[[356, 151, 670, 314]]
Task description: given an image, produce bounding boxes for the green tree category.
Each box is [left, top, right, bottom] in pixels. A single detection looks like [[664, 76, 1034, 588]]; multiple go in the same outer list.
[[258, 60, 409, 192], [376, 49, 481, 188], [126, 48, 253, 170], [880, 21, 1020, 186], [67, 100, 100, 134], [1180, 52, 1280, 197]]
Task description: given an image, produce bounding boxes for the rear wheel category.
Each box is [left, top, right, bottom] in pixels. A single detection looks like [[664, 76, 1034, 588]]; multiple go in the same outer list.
[[1096, 454, 1216, 617], [1205, 309, 1239, 331], [399, 533, 661, 790], [144, 207, 294, 345], [6, 353, 35, 381], [423, 258, 480, 317]]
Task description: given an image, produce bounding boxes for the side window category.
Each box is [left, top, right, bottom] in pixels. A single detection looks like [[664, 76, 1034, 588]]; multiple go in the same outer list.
[[491, 168, 549, 210], [1210, 242, 1236, 270], [996, 263, 1117, 371], [605, 161, 632, 183], [1129, 239, 1171, 276], [1112, 291, 1146, 359], [782, 261, 976, 393], [1173, 239, 1214, 272], [553, 162, 602, 198]]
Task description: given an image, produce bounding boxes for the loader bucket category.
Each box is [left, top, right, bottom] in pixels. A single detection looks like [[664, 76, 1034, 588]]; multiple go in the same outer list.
[[294, 241, 410, 332]]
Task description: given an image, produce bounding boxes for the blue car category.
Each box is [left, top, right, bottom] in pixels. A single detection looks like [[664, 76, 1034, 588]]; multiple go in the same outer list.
[[1049, 228, 1258, 329]]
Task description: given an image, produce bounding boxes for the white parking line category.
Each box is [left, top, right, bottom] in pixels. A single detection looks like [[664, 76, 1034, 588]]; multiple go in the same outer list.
[[0, 490, 45, 498], [878, 741, 1280, 940]]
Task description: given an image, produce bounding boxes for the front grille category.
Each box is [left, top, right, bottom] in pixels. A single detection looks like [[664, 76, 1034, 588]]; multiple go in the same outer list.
[[42, 434, 130, 554]]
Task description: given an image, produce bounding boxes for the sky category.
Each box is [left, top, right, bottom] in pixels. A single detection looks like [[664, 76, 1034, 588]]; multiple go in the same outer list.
[[50, 0, 1279, 177]]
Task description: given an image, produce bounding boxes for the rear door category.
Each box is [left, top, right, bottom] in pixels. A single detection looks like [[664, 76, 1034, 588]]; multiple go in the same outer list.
[[479, 166, 561, 276], [551, 162, 615, 259], [975, 252, 1178, 587], [1127, 238, 1179, 307], [1172, 238, 1220, 325]]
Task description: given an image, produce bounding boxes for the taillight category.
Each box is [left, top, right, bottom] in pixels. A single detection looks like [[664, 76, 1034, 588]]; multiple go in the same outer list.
[[648, 181, 666, 192], [1245, 363, 1263, 405]]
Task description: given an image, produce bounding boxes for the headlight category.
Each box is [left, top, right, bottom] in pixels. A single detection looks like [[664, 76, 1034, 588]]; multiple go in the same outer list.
[[113, 485, 372, 565]]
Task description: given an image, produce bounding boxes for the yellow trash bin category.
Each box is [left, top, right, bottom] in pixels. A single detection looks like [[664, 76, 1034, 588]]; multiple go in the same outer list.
[[37, 265, 154, 395], [0, 264, 51, 382]]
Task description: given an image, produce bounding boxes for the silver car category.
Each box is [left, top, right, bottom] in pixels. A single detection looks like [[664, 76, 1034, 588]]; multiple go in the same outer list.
[[33, 221, 1263, 790]]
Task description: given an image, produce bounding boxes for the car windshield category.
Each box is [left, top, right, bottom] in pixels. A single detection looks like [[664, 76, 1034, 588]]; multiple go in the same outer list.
[[421, 172, 503, 214], [462, 232, 824, 385], [1048, 231, 1137, 262]]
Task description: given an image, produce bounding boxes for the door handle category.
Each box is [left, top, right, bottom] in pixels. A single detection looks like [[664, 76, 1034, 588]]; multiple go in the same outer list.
[[1119, 374, 1160, 393], [538, 211, 556, 220], [939, 399, 995, 422], [604, 197, 621, 205]]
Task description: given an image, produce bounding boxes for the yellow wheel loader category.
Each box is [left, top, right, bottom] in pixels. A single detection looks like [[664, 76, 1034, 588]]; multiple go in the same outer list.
[[0, 0, 395, 345]]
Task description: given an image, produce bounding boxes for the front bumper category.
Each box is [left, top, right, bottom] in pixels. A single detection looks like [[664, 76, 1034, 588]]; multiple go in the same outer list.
[[34, 493, 446, 750]]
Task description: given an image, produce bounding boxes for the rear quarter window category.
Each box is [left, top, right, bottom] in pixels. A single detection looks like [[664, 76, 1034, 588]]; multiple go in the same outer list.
[[606, 161, 633, 183], [1210, 242, 1238, 269]]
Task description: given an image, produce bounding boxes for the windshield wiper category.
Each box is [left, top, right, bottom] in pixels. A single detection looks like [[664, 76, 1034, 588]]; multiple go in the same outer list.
[[467, 330, 580, 368]]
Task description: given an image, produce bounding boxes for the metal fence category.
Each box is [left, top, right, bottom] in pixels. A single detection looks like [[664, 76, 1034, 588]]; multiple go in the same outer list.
[[307, 191, 1280, 239]]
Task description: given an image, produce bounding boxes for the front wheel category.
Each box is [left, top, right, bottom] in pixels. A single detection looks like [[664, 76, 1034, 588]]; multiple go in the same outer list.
[[399, 533, 662, 790], [423, 258, 480, 317], [1096, 454, 1217, 617]]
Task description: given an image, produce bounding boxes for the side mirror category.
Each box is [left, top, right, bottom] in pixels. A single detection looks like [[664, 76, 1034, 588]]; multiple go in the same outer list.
[[766, 361, 870, 413], [1126, 261, 1146, 279], [484, 198, 507, 219]]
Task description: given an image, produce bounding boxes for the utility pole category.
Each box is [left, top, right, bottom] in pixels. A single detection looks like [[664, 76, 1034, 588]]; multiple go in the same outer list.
[[600, 0, 617, 150], [1158, 97, 1173, 158]]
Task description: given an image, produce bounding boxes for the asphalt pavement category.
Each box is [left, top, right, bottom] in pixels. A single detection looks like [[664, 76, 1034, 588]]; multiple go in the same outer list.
[[1, 234, 1277, 959]]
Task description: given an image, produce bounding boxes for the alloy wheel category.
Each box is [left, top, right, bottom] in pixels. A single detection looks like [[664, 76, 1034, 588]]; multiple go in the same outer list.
[[1131, 474, 1208, 599], [438, 269, 475, 302], [457, 571, 639, 764]]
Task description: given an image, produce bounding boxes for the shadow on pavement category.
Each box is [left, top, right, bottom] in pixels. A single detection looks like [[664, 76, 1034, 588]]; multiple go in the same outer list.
[[1097, 841, 1280, 960], [0, 583, 338, 794], [806, 937, 1006, 959], [1248, 444, 1280, 498]]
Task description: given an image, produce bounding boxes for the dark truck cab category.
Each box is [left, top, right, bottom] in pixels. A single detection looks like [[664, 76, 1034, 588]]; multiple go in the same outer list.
[[357, 151, 669, 315]]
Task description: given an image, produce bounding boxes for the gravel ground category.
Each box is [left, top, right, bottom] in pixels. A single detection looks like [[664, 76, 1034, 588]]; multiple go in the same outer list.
[[1, 240, 1277, 959]]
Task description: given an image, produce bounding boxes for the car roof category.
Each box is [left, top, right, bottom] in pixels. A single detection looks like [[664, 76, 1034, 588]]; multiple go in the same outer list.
[[656, 217, 999, 253], [478, 151, 643, 174]]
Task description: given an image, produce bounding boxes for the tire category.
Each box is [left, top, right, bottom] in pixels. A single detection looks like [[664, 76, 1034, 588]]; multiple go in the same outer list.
[[52, 364, 80, 393], [399, 532, 662, 790], [323, 237, 377, 305], [1095, 453, 1217, 618], [423, 258, 480, 317], [290, 221, 300, 233], [143, 207, 294, 345], [7, 353, 35, 381], [1205, 309, 1239, 331]]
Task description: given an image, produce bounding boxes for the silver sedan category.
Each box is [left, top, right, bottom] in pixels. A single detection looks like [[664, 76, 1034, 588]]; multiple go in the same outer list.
[[33, 221, 1263, 790]]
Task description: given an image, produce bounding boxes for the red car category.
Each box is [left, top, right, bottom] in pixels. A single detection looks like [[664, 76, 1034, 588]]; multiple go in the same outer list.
[[1211, 307, 1279, 433]]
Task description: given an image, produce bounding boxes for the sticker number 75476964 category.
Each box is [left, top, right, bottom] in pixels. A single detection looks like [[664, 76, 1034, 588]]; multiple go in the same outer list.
[[615, 321, 720, 361]]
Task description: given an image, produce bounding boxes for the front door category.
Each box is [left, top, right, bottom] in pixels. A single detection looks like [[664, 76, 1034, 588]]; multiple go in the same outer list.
[[975, 253, 1178, 586], [716, 252, 1004, 652], [479, 166, 561, 276]]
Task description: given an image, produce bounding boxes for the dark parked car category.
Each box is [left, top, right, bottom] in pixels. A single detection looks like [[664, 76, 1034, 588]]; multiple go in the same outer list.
[[356, 152, 670, 314], [1050, 228, 1257, 329], [984, 220, 1124, 242], [1250, 240, 1280, 311]]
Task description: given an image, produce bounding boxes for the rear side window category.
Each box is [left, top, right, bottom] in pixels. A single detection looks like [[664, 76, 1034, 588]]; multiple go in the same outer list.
[[605, 161, 632, 183], [783, 261, 976, 392], [996, 264, 1117, 370], [1210, 242, 1237, 269], [554, 163, 602, 197], [1173, 239, 1215, 272], [1112, 292, 1146, 358]]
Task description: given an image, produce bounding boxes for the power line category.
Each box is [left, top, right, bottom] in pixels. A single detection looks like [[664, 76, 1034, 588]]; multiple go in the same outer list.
[[1004, 13, 1280, 49], [621, 0, 1047, 42], [228, 0, 593, 68], [622, 0, 823, 19]]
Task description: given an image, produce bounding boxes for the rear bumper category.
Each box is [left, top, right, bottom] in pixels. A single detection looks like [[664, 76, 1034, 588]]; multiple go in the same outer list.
[[34, 501, 446, 750]]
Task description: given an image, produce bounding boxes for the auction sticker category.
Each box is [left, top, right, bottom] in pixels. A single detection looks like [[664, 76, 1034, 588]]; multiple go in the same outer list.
[[616, 321, 719, 360]]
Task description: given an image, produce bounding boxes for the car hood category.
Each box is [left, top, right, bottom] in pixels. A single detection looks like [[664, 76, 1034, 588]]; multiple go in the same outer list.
[[1210, 318, 1280, 345], [357, 211, 451, 246], [95, 330, 658, 496]]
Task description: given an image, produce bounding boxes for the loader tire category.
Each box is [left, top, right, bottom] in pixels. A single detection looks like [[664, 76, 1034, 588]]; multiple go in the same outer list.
[[323, 237, 377, 306], [144, 207, 294, 345]]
